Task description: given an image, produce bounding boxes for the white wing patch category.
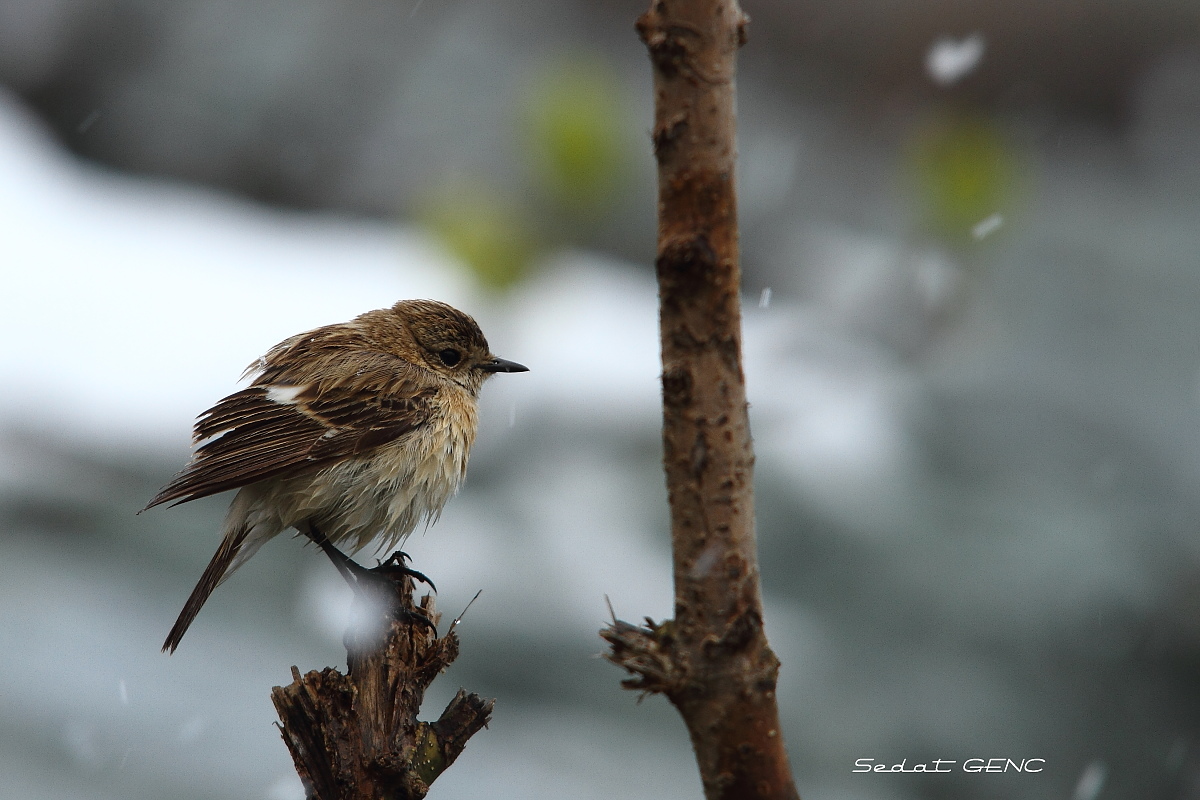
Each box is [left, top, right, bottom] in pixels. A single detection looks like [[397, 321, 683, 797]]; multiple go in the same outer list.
[[266, 384, 307, 405]]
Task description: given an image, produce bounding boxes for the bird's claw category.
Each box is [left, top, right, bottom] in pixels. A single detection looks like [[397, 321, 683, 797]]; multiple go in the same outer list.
[[305, 529, 439, 636], [375, 551, 436, 593], [396, 608, 439, 637]]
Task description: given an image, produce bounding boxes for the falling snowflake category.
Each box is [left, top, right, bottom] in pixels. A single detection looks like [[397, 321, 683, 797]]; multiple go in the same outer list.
[[926, 34, 986, 86]]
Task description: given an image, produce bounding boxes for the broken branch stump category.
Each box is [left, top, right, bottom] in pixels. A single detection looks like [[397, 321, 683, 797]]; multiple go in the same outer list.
[[272, 568, 493, 800]]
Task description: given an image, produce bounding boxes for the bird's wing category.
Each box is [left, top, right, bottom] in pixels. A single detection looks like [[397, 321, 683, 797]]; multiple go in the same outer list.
[[143, 357, 437, 510]]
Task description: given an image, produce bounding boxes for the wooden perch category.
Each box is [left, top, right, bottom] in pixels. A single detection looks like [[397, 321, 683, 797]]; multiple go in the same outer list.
[[601, 1, 800, 798], [272, 564, 493, 800]]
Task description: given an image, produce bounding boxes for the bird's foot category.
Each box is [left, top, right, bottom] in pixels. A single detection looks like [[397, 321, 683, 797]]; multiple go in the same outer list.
[[364, 552, 438, 636], [304, 527, 438, 636]]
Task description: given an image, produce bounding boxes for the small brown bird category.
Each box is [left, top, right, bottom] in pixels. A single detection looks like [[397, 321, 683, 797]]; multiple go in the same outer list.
[[144, 299, 527, 653]]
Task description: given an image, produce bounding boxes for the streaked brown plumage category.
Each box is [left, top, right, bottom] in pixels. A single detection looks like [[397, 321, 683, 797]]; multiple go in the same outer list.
[[145, 299, 527, 653]]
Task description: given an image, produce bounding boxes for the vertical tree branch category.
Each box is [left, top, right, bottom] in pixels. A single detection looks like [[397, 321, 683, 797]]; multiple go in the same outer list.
[[602, 2, 800, 798]]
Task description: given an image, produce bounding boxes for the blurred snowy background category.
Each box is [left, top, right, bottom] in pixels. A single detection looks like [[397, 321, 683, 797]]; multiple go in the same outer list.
[[2, 0, 1200, 798]]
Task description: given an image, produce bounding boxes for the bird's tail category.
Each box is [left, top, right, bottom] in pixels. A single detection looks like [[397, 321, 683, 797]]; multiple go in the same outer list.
[[163, 523, 253, 653]]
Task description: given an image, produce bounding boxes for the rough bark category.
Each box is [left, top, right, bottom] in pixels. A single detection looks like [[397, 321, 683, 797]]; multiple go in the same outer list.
[[601, 2, 800, 799], [272, 566, 493, 800]]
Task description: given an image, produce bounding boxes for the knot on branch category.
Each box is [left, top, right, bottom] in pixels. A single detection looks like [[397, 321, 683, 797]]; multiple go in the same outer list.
[[636, 8, 699, 80], [702, 606, 764, 658], [657, 233, 718, 293], [272, 565, 493, 800], [636, 2, 742, 82], [652, 112, 689, 157], [661, 364, 693, 408]]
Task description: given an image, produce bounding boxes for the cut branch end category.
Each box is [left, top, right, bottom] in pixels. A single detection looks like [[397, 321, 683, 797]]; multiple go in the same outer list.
[[272, 565, 493, 800]]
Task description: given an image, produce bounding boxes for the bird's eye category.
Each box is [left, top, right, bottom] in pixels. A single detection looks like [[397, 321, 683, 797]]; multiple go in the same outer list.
[[438, 348, 461, 367]]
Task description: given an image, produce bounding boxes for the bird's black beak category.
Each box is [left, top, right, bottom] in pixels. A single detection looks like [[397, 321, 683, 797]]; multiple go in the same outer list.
[[480, 357, 529, 373]]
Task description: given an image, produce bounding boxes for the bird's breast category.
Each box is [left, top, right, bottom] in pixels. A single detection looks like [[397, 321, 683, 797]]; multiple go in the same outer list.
[[398, 389, 478, 497], [341, 387, 479, 551]]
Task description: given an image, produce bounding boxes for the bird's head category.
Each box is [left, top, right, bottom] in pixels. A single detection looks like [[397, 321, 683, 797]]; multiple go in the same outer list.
[[389, 300, 528, 392]]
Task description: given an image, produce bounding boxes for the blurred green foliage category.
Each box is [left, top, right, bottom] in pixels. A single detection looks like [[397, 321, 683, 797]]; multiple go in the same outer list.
[[418, 55, 636, 291], [417, 178, 536, 291], [907, 112, 1023, 246], [522, 56, 632, 218]]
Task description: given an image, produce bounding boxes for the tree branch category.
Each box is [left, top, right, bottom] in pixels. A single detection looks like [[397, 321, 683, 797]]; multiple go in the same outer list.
[[601, 2, 800, 798], [272, 567, 493, 799]]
